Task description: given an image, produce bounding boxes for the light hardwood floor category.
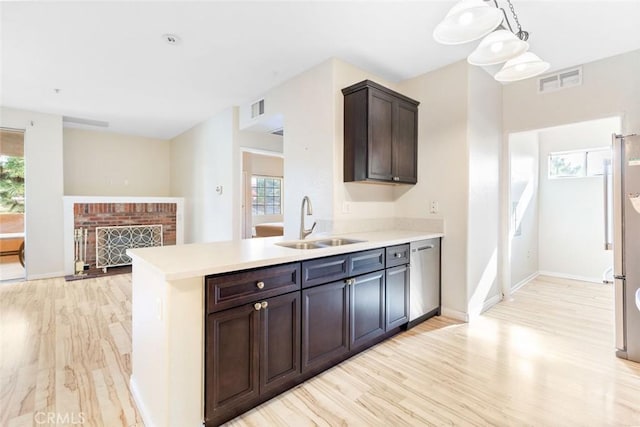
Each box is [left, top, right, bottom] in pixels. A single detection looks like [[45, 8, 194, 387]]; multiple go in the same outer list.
[[1, 274, 639, 426]]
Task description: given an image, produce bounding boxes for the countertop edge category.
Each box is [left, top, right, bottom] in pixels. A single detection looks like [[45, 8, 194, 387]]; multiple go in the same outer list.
[[129, 230, 444, 281]]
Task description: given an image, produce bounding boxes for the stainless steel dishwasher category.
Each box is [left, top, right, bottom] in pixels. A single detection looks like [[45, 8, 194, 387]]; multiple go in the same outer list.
[[408, 238, 441, 328]]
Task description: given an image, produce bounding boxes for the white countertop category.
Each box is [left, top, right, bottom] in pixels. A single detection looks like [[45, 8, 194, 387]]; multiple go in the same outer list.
[[128, 230, 443, 281]]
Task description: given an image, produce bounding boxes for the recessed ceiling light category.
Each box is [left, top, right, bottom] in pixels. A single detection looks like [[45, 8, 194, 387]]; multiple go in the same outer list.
[[162, 34, 180, 45]]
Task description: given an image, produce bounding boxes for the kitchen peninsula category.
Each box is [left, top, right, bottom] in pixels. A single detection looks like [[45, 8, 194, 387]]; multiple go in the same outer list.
[[127, 229, 443, 427]]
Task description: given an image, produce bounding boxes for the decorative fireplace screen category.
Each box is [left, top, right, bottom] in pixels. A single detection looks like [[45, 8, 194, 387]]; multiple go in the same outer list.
[[95, 224, 163, 269]]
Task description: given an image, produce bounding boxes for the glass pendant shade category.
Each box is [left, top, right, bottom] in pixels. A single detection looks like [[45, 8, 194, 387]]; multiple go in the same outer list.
[[433, 0, 504, 45], [467, 29, 529, 66], [494, 52, 551, 82]]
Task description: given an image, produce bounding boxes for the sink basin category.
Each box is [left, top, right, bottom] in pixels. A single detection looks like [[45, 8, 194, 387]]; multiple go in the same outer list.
[[276, 241, 324, 250], [276, 237, 365, 250], [316, 238, 364, 247]]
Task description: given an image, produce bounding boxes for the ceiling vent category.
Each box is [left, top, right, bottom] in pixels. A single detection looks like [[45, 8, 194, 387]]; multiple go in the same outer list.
[[250, 99, 265, 119], [538, 67, 582, 94]]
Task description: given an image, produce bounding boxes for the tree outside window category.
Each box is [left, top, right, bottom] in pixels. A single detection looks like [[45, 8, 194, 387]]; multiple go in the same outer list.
[[0, 155, 25, 213]]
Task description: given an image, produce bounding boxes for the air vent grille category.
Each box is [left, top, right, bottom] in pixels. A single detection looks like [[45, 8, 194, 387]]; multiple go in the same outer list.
[[538, 67, 582, 93], [251, 99, 265, 119]]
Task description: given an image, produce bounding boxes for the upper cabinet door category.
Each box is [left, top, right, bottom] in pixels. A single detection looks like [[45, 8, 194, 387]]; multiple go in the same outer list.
[[393, 100, 418, 184], [342, 80, 419, 185], [368, 89, 394, 181]]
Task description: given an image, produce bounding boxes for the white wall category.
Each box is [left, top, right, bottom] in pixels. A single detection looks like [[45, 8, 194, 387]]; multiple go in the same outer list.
[[251, 60, 335, 239], [170, 108, 234, 244], [509, 131, 540, 288], [237, 129, 283, 154], [466, 65, 502, 316], [63, 128, 171, 196], [537, 119, 618, 281], [503, 49, 640, 136], [396, 61, 470, 316], [0, 107, 65, 279]]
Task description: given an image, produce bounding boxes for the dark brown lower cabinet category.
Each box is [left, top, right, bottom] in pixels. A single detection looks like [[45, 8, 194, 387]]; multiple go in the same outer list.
[[386, 264, 410, 329], [350, 270, 385, 350], [205, 292, 300, 424], [301, 280, 349, 373], [205, 244, 417, 425], [260, 292, 301, 394]]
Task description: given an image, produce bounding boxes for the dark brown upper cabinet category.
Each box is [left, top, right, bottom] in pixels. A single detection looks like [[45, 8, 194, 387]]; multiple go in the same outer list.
[[342, 80, 419, 184]]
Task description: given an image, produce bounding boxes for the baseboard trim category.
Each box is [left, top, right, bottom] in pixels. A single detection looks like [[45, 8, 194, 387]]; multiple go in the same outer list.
[[511, 272, 539, 293], [26, 271, 66, 281], [441, 307, 468, 322], [130, 376, 155, 427], [538, 270, 604, 284]]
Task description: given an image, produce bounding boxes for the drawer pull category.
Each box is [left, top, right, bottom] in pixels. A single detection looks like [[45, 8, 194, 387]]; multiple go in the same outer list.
[[256, 281, 265, 290], [395, 253, 403, 258], [261, 301, 268, 309], [254, 302, 262, 311]]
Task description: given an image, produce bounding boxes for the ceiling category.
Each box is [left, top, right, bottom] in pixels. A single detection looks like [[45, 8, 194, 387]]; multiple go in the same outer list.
[[2, 1, 639, 140]]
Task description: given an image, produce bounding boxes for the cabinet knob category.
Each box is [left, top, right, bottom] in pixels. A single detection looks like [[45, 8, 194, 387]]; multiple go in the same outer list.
[[256, 281, 265, 290], [393, 176, 400, 182], [254, 303, 262, 311], [345, 278, 356, 286], [261, 301, 268, 309], [395, 253, 403, 258]]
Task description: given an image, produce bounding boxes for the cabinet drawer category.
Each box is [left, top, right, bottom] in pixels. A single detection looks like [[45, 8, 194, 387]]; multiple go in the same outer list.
[[206, 263, 301, 313], [386, 244, 410, 267], [348, 248, 385, 276], [302, 254, 349, 289]]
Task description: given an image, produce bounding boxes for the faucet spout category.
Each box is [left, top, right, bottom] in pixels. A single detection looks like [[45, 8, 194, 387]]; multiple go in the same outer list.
[[300, 196, 316, 240]]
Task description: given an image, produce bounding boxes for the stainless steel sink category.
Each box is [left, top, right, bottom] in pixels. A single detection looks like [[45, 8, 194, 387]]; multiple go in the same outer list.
[[276, 241, 324, 250], [276, 237, 365, 250], [315, 238, 364, 247]]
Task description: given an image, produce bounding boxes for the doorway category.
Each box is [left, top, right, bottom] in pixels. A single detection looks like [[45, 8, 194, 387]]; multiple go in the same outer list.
[[241, 149, 285, 239], [0, 128, 26, 281], [506, 116, 621, 293]]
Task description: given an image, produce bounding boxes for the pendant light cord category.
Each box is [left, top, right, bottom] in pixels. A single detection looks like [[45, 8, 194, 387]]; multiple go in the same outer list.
[[506, 0, 529, 41]]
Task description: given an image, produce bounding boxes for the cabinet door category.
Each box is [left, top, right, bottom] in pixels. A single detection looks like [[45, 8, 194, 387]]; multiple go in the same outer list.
[[260, 292, 301, 394], [301, 281, 350, 373], [386, 265, 410, 330], [368, 88, 394, 181], [350, 271, 386, 350], [205, 304, 260, 420], [393, 100, 418, 184]]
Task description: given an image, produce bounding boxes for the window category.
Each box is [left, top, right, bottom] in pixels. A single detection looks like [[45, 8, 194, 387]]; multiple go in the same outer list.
[[251, 176, 282, 215], [548, 147, 611, 179]]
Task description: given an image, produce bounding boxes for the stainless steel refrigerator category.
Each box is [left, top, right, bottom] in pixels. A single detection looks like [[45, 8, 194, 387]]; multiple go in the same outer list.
[[609, 133, 640, 363]]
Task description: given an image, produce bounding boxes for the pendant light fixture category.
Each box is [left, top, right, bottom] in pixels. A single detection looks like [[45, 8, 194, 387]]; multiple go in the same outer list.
[[433, 0, 504, 45], [467, 29, 528, 66], [494, 52, 550, 82], [433, 0, 550, 82]]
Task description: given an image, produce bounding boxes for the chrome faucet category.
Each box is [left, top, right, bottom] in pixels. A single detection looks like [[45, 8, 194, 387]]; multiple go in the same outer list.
[[299, 196, 317, 240]]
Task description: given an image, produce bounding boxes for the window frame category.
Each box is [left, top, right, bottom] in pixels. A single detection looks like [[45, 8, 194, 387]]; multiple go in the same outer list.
[[547, 147, 611, 180], [250, 175, 283, 216]]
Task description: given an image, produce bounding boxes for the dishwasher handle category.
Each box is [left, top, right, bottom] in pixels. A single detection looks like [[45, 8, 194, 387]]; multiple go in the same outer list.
[[414, 244, 435, 252]]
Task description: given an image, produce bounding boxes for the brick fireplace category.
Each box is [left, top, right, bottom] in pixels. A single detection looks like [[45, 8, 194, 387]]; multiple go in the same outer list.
[[63, 197, 184, 275]]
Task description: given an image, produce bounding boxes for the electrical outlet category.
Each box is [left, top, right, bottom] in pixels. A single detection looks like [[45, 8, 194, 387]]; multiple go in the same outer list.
[[429, 200, 439, 214], [342, 201, 352, 214]]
